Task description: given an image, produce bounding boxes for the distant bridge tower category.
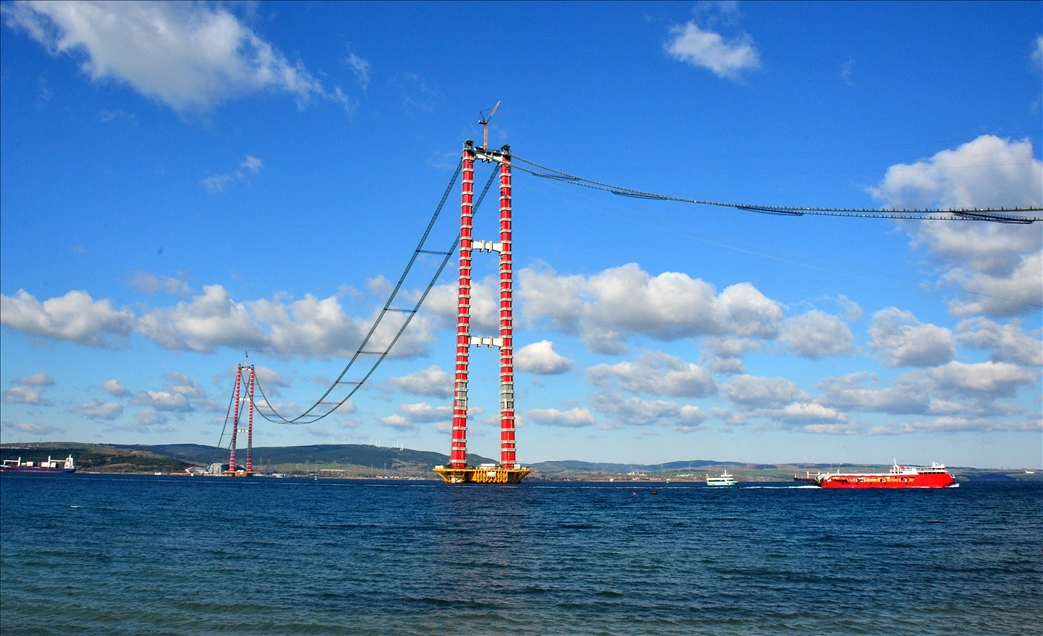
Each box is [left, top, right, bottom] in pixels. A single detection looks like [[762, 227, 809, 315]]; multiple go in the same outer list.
[[225, 363, 255, 477], [434, 140, 532, 484]]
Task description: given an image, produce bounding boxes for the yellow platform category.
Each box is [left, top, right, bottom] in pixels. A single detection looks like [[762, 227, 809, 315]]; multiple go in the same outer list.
[[433, 466, 534, 484], [223, 470, 254, 477]]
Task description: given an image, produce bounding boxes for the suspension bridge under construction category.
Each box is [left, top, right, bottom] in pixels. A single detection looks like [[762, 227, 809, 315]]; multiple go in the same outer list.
[[215, 128, 1042, 484]]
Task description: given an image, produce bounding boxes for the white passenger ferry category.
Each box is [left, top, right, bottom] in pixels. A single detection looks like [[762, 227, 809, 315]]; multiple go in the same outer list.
[[706, 470, 737, 486]]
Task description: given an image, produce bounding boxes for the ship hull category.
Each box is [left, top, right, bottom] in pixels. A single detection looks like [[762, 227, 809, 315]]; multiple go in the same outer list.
[[0, 466, 75, 474], [818, 473, 954, 488]]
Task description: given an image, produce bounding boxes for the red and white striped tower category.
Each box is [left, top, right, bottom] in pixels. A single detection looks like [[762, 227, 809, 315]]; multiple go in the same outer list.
[[246, 367, 255, 475], [449, 141, 476, 469], [498, 147, 516, 468], [228, 366, 241, 473]]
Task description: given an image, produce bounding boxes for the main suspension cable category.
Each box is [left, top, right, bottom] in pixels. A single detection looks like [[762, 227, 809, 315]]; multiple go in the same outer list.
[[251, 164, 500, 425], [510, 155, 1042, 223]]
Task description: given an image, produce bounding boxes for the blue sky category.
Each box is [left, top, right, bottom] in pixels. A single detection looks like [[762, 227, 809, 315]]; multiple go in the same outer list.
[[1, 1, 1041, 468]]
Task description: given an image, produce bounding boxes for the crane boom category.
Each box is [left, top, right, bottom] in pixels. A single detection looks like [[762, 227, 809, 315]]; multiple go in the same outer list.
[[479, 100, 502, 149]]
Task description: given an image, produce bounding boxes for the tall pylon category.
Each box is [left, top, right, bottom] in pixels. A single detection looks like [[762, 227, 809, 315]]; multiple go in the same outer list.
[[435, 140, 532, 484], [225, 362, 255, 476]]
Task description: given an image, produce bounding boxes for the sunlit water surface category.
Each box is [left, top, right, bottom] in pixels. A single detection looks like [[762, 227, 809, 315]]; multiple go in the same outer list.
[[2, 474, 1040, 635]]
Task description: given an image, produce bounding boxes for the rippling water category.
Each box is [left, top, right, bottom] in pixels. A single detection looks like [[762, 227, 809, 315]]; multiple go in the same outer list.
[[2, 474, 1040, 635]]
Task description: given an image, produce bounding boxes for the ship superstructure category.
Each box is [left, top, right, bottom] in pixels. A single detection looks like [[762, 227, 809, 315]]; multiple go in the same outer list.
[[1, 454, 75, 474]]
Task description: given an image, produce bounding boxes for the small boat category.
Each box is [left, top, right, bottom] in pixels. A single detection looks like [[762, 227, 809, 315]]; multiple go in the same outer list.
[[706, 470, 737, 486], [1, 455, 76, 473]]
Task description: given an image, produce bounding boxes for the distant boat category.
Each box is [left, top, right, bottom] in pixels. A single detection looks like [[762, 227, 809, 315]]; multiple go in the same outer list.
[[706, 470, 737, 486], [1, 455, 76, 474]]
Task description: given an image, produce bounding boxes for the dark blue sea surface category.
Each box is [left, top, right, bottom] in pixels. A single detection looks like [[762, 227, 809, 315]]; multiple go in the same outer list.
[[2, 475, 1040, 635]]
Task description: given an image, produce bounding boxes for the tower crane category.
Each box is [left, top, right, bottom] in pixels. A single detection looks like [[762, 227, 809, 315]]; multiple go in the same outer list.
[[478, 101, 501, 150]]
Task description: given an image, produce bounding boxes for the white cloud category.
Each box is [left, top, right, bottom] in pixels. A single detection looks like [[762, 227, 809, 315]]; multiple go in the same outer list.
[[700, 336, 758, 375], [134, 285, 275, 353], [133, 407, 168, 427], [3, 285, 440, 359], [130, 272, 191, 296], [388, 365, 452, 397], [525, 407, 597, 428], [1, 289, 134, 347], [1, 421, 63, 435], [869, 308, 955, 368], [818, 372, 932, 416], [702, 336, 759, 358], [836, 295, 863, 322], [241, 156, 262, 174], [869, 135, 1043, 318], [131, 390, 192, 412], [398, 402, 452, 423], [14, 372, 55, 386], [840, 57, 855, 86], [515, 340, 574, 375], [588, 351, 716, 398], [127, 370, 213, 414], [768, 402, 848, 427], [2, 372, 56, 405], [779, 310, 856, 359], [723, 375, 806, 410], [103, 379, 132, 397], [202, 155, 265, 194], [2, 385, 46, 405], [379, 414, 412, 431], [870, 416, 1041, 435], [590, 392, 706, 429], [201, 174, 233, 194], [675, 405, 709, 432], [928, 361, 1036, 399], [162, 371, 206, 398], [704, 356, 747, 375], [519, 263, 781, 353], [423, 278, 500, 334], [944, 251, 1043, 318], [957, 317, 1042, 366], [2, 1, 346, 112], [1032, 35, 1043, 68], [665, 21, 760, 80], [252, 366, 290, 396], [818, 361, 1037, 420], [68, 399, 124, 420], [346, 52, 369, 90], [380, 401, 462, 432]]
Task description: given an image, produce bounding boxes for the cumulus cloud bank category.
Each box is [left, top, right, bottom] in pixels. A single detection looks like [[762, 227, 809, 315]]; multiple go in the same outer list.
[[2, 372, 56, 405], [2, 284, 437, 359], [3, 1, 353, 112], [869, 308, 955, 368], [520, 263, 781, 354], [870, 135, 1043, 318]]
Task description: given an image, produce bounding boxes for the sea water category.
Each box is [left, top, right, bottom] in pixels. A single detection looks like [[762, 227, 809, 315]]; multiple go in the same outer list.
[[1, 474, 1040, 635]]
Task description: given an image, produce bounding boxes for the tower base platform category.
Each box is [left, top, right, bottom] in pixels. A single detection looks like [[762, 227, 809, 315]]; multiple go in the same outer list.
[[433, 466, 534, 484]]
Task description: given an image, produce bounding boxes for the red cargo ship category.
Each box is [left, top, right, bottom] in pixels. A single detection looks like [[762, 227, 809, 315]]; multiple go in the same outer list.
[[796, 458, 956, 489]]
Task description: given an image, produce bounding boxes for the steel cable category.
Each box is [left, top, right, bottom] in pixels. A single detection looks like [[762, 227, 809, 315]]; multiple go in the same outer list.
[[250, 163, 500, 425], [510, 155, 1042, 223]]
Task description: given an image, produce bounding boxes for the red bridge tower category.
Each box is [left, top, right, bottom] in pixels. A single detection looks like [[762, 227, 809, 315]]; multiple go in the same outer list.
[[434, 140, 533, 484]]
